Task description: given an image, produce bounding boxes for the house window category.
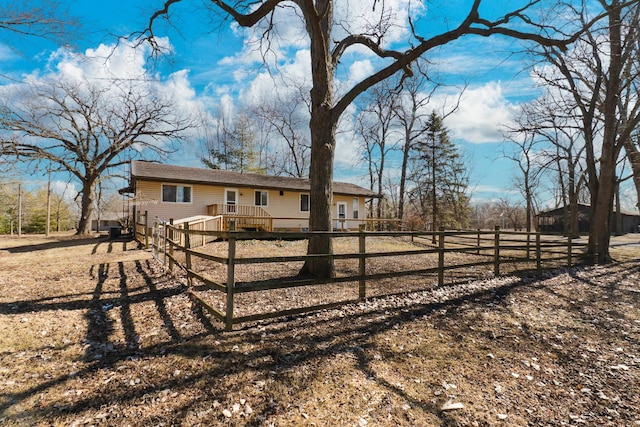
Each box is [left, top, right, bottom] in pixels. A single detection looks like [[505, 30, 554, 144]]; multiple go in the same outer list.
[[162, 184, 191, 203], [300, 194, 310, 212], [353, 198, 359, 219], [255, 190, 268, 206]]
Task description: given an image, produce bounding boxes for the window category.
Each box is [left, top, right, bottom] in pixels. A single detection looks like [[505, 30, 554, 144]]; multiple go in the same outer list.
[[353, 198, 359, 219], [300, 194, 310, 212], [162, 184, 191, 203], [255, 190, 268, 206]]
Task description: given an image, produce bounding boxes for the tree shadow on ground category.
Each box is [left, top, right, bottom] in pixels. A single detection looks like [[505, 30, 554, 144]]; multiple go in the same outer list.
[[0, 235, 110, 253], [2, 259, 638, 426], [0, 255, 539, 426]]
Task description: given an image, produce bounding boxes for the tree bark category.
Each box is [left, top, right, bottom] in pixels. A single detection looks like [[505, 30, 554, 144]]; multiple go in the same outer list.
[[588, 161, 616, 262], [299, 0, 336, 278], [300, 105, 337, 278], [587, 2, 624, 263], [77, 180, 95, 235]]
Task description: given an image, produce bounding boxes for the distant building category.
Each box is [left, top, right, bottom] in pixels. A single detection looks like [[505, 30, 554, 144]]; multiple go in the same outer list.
[[91, 212, 125, 233], [536, 203, 640, 234]]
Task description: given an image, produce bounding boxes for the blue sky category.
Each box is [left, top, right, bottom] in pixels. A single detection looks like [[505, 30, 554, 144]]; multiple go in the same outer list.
[[2, 1, 557, 207]]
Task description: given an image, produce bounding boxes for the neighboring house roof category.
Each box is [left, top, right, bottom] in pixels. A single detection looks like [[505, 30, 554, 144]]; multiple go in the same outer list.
[[130, 161, 378, 198], [537, 203, 640, 217]]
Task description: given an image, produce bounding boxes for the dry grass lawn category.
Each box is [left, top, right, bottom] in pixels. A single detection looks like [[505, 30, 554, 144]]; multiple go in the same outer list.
[[0, 232, 639, 426]]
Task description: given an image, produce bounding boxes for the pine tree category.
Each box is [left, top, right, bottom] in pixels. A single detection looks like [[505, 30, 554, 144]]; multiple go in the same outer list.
[[409, 112, 470, 234], [202, 113, 265, 174]]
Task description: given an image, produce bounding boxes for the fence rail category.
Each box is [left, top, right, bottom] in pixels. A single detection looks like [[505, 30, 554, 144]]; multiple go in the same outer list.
[[141, 220, 587, 331]]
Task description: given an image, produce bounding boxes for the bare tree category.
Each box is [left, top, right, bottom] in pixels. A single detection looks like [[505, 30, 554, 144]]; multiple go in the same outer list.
[[0, 1, 79, 47], [392, 75, 438, 228], [252, 91, 311, 178], [356, 81, 399, 221], [532, 0, 640, 262], [504, 134, 542, 233], [145, 0, 582, 277], [0, 77, 194, 234], [506, 94, 585, 236], [496, 198, 526, 231]]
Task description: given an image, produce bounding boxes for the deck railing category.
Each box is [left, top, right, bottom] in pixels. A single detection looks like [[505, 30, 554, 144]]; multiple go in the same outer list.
[[207, 204, 271, 218]]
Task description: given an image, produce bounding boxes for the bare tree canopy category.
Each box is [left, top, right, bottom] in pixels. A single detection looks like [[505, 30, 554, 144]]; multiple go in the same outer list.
[[142, 0, 595, 277], [0, 1, 80, 48], [525, 0, 640, 262], [0, 66, 195, 234]]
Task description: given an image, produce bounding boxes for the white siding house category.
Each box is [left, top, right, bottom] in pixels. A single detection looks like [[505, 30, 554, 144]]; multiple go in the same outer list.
[[123, 161, 378, 232]]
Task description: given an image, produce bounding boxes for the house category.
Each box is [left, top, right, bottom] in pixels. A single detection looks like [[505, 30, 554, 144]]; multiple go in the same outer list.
[[91, 211, 125, 233], [536, 203, 640, 234], [123, 161, 378, 232]]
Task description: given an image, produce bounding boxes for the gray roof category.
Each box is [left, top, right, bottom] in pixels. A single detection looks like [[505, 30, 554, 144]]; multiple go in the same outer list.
[[131, 161, 378, 197]]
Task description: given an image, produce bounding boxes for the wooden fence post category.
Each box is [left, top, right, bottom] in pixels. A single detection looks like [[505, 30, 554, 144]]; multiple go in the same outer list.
[[567, 234, 572, 268], [168, 218, 174, 272], [144, 210, 149, 249], [358, 224, 366, 300], [438, 227, 445, 287], [162, 219, 167, 265], [184, 222, 192, 288], [494, 226, 500, 276], [225, 229, 236, 332], [536, 232, 541, 274], [476, 229, 480, 255]]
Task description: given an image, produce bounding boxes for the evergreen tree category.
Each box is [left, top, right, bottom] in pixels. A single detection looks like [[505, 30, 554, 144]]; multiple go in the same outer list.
[[202, 113, 265, 174], [409, 112, 470, 234]]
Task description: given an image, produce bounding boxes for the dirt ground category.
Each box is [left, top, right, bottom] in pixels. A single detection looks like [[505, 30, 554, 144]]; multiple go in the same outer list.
[[0, 232, 638, 426]]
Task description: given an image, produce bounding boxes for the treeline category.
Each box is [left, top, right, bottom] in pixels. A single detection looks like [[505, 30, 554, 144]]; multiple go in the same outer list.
[[0, 183, 76, 234]]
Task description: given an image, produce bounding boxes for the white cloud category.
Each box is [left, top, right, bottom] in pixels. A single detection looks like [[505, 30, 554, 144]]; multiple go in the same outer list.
[[42, 38, 168, 84], [239, 49, 311, 107], [443, 82, 518, 144], [3, 38, 209, 159], [346, 60, 375, 86], [51, 180, 78, 202]]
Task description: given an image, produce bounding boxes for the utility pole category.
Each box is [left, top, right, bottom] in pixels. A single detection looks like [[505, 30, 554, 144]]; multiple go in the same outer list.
[[46, 168, 51, 236], [17, 183, 22, 237]]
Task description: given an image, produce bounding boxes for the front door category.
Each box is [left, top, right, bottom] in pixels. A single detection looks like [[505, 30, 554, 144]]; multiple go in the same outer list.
[[336, 202, 347, 230], [225, 189, 237, 213]]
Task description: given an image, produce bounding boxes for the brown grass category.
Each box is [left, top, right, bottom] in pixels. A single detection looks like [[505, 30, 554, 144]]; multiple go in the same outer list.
[[0, 232, 639, 426]]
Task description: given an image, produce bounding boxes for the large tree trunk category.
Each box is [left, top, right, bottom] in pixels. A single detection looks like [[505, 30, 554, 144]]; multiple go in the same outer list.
[[587, 3, 624, 264], [76, 180, 95, 235], [588, 163, 615, 263], [300, 106, 337, 278], [299, 0, 336, 278], [588, 81, 618, 262]]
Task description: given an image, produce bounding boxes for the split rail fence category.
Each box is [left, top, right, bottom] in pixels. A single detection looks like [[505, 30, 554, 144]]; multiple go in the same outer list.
[[142, 216, 587, 331]]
